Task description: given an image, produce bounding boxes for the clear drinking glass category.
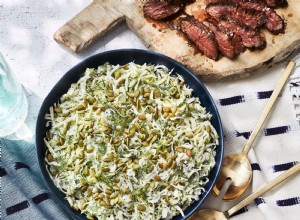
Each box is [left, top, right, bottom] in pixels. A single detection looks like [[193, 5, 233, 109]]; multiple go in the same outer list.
[[0, 53, 28, 137]]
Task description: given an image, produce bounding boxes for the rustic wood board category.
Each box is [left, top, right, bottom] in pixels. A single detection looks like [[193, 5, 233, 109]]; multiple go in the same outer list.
[[54, 0, 300, 81]]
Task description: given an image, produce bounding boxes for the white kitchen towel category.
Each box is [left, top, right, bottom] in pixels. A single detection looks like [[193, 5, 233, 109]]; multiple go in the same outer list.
[[205, 57, 300, 220]]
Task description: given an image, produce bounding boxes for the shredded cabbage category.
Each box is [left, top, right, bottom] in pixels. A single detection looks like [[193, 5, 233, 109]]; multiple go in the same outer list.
[[44, 62, 218, 220]]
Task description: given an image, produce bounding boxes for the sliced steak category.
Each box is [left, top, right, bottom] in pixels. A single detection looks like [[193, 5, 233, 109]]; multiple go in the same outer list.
[[231, 33, 246, 55], [219, 17, 266, 49], [231, 0, 284, 8], [237, 1, 285, 34], [205, 19, 244, 59], [211, 18, 246, 55], [143, 1, 184, 20], [265, 0, 288, 8], [265, 0, 276, 7], [180, 16, 219, 60], [206, 2, 267, 29], [264, 10, 285, 34]]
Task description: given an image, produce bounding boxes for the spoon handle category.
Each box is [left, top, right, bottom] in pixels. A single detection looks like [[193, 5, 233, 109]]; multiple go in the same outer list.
[[243, 61, 296, 154], [227, 163, 300, 217]]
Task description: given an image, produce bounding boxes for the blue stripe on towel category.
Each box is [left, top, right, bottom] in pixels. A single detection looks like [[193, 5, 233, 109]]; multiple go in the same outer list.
[[251, 163, 261, 171], [272, 161, 298, 172], [0, 167, 7, 177], [14, 162, 30, 170], [233, 125, 292, 140], [230, 206, 248, 217], [6, 201, 30, 215], [290, 82, 300, 87], [255, 197, 266, 205], [32, 193, 50, 204], [234, 130, 251, 139], [247, 162, 299, 173], [277, 197, 300, 207], [219, 95, 245, 106], [263, 126, 291, 136], [257, 91, 273, 99]]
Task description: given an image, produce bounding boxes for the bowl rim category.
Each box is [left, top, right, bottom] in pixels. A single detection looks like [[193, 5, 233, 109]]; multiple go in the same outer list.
[[36, 48, 224, 220]]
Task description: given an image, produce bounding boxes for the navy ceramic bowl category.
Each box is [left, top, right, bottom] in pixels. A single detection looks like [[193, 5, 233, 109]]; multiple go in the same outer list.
[[36, 49, 224, 220]]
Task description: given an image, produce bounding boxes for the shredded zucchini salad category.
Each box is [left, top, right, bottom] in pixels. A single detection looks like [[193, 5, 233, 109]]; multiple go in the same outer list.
[[44, 62, 218, 220]]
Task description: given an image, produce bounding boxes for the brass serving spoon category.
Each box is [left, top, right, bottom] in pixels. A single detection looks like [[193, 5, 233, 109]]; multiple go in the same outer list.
[[213, 61, 296, 200], [189, 163, 300, 220]]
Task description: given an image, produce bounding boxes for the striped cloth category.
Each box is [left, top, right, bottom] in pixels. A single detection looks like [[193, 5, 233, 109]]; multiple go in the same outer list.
[[1, 138, 70, 219], [1, 58, 300, 220], [204, 57, 300, 220]]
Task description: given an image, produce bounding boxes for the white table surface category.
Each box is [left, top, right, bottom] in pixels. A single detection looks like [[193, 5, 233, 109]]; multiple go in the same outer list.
[[1, 1, 300, 220]]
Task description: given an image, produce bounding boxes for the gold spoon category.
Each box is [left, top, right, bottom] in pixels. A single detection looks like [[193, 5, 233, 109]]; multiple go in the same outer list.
[[189, 163, 300, 220], [213, 61, 296, 200]]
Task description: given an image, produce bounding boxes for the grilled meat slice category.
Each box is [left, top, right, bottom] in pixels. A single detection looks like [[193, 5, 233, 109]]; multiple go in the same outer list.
[[143, 1, 184, 20], [218, 22, 246, 55], [219, 17, 266, 49], [265, 0, 288, 8], [231, 33, 246, 55], [205, 19, 244, 59], [231, 0, 288, 8], [208, 18, 246, 54], [265, 0, 276, 7], [264, 9, 285, 34], [237, 1, 285, 34], [180, 16, 219, 60], [206, 2, 267, 29]]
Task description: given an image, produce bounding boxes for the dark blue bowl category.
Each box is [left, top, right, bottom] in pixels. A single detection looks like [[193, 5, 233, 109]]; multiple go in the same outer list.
[[36, 49, 224, 220]]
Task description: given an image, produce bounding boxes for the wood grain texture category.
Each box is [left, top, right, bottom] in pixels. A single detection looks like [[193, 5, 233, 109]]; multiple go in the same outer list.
[[54, 0, 125, 52], [54, 0, 300, 80]]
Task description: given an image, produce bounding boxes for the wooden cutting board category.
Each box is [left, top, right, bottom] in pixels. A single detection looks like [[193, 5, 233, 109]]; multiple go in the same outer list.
[[54, 0, 300, 81]]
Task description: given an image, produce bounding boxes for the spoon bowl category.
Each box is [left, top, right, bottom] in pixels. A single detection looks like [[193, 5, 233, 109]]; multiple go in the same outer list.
[[213, 153, 252, 200], [189, 163, 300, 220], [188, 209, 227, 220]]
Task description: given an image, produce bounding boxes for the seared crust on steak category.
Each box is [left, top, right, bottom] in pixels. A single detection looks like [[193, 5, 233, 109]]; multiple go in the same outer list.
[[265, 0, 288, 8], [236, 1, 285, 34], [205, 18, 245, 59], [218, 17, 267, 49], [143, 1, 184, 20], [206, 2, 267, 29], [180, 16, 219, 60], [231, 32, 246, 55], [231, 0, 288, 8]]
